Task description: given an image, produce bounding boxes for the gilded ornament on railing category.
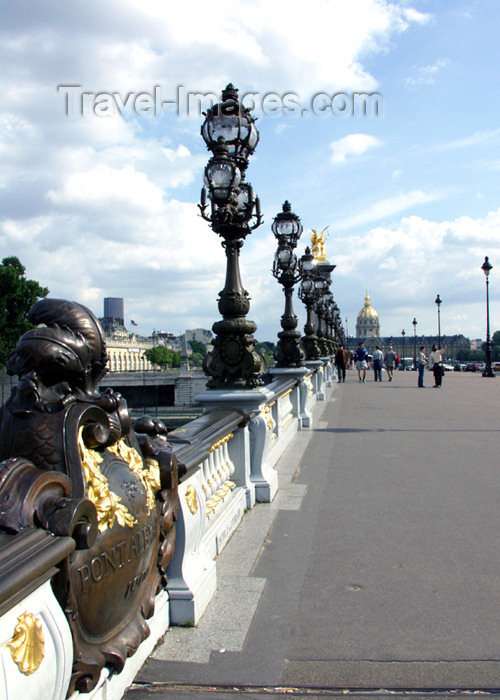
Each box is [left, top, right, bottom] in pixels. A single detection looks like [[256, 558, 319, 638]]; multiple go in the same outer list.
[[185, 484, 198, 515], [305, 376, 313, 392], [108, 439, 161, 513], [5, 612, 44, 675], [262, 405, 274, 431], [78, 428, 136, 533], [209, 433, 234, 453]]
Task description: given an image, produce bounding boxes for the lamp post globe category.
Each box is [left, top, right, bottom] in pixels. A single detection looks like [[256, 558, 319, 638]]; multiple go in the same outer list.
[[481, 256, 495, 378], [201, 83, 259, 172]]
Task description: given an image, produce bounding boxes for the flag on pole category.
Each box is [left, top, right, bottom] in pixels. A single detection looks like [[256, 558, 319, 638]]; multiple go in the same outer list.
[[131, 319, 138, 327]]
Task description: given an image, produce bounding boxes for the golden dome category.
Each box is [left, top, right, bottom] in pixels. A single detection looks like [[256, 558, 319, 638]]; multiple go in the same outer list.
[[357, 290, 378, 320]]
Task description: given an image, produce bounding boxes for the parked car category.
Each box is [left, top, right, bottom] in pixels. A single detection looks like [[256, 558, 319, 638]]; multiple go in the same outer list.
[[464, 362, 481, 372], [492, 362, 500, 372], [442, 363, 454, 372]]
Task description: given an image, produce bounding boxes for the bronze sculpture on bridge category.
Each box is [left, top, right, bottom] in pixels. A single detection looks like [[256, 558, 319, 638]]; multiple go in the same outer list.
[[0, 298, 178, 694]]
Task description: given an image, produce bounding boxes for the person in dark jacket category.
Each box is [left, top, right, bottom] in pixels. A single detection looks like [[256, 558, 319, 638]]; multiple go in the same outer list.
[[335, 344, 349, 383]]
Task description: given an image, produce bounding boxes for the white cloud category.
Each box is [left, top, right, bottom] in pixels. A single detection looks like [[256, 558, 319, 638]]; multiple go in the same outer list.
[[48, 164, 165, 214], [338, 189, 441, 229], [405, 58, 450, 88], [330, 134, 382, 164], [332, 209, 500, 339]]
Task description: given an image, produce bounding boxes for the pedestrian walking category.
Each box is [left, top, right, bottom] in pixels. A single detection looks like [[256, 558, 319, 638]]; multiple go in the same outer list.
[[354, 342, 369, 383], [372, 345, 383, 382], [417, 346, 427, 387], [428, 345, 445, 387], [384, 344, 398, 382], [334, 344, 349, 383]]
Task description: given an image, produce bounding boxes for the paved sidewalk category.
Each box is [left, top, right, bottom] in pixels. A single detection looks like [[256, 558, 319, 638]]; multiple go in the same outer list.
[[126, 370, 500, 698]]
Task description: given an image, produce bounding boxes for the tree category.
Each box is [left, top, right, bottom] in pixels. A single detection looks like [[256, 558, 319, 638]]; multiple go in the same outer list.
[[189, 352, 204, 366], [188, 340, 207, 357], [144, 345, 181, 368], [0, 257, 49, 368], [256, 341, 275, 368]]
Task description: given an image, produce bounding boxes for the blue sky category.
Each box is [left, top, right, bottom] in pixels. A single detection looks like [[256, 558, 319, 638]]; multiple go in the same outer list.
[[1, 0, 499, 344]]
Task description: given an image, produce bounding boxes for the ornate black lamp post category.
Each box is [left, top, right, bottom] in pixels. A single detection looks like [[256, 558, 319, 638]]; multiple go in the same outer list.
[[435, 294, 442, 348], [199, 84, 266, 389], [271, 201, 305, 367], [401, 329, 406, 369], [298, 248, 321, 360], [412, 317, 417, 370], [481, 256, 495, 378]]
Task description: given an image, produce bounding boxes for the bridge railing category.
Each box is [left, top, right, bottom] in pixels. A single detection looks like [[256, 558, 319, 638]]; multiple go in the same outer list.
[[166, 363, 330, 625], [0, 359, 333, 700]]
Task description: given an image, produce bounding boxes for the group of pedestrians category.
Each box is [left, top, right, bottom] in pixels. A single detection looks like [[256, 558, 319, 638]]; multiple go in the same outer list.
[[334, 341, 445, 388], [349, 342, 398, 383], [417, 345, 445, 388]]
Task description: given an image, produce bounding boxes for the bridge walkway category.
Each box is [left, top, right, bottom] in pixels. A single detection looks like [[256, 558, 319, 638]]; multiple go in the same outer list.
[[126, 369, 500, 698]]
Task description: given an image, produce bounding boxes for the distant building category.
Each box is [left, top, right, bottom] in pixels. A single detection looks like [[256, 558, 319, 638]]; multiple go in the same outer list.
[[185, 329, 213, 345], [105, 337, 155, 372], [354, 291, 381, 352], [101, 297, 126, 334], [349, 291, 470, 360]]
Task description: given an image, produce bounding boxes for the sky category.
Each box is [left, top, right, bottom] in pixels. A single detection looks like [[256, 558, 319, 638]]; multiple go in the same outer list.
[[1, 0, 500, 345]]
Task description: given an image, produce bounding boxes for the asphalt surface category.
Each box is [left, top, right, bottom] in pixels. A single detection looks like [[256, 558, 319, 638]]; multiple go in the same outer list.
[[125, 369, 500, 699]]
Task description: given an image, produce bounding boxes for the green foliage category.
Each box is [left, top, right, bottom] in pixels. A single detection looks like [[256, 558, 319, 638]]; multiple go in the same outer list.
[[144, 345, 181, 368], [189, 352, 204, 366], [0, 257, 49, 368], [457, 348, 485, 362], [256, 341, 275, 368], [188, 339, 207, 357]]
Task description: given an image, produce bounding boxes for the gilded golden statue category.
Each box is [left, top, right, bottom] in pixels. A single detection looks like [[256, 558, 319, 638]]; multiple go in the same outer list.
[[310, 226, 330, 261]]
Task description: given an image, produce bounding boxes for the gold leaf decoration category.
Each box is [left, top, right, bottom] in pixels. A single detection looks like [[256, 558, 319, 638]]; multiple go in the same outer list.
[[262, 406, 274, 431], [108, 439, 160, 513], [5, 613, 44, 675], [185, 484, 198, 515], [209, 433, 233, 453], [78, 428, 136, 532]]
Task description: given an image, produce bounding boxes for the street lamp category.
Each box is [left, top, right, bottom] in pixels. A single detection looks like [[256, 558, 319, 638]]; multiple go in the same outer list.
[[481, 256, 495, 378], [435, 294, 442, 348], [298, 248, 321, 360], [199, 84, 266, 389], [271, 201, 305, 367], [401, 329, 406, 370], [412, 318, 417, 370]]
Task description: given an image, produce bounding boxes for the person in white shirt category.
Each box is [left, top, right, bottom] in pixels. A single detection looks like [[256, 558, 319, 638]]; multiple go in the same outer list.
[[428, 345, 444, 387], [417, 346, 427, 387], [372, 346, 384, 382]]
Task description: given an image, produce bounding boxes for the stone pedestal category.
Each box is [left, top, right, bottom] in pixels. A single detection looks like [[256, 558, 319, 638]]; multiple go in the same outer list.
[[305, 360, 325, 400], [271, 367, 311, 429]]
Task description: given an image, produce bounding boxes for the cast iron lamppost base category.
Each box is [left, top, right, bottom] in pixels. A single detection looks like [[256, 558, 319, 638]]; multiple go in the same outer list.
[[481, 256, 495, 378], [199, 85, 266, 389], [271, 201, 305, 368]]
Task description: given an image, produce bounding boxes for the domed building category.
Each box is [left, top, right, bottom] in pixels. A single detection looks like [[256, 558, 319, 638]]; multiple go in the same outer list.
[[356, 290, 380, 339]]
